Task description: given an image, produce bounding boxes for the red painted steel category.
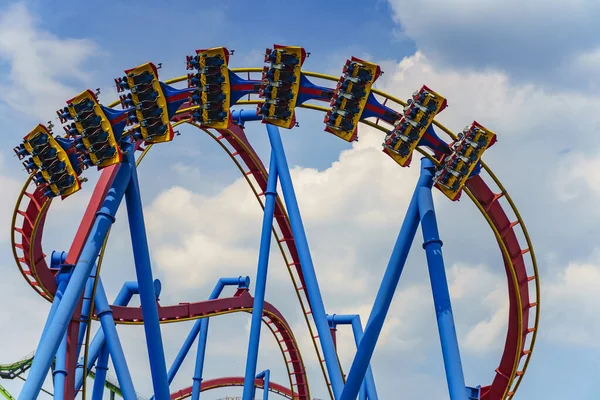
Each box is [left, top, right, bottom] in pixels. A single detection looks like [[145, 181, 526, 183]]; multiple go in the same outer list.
[[466, 176, 531, 399], [170, 376, 294, 399], [65, 164, 120, 265], [11, 123, 533, 399]]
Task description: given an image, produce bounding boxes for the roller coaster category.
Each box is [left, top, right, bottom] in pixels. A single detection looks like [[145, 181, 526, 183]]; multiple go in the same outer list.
[[2, 45, 539, 399]]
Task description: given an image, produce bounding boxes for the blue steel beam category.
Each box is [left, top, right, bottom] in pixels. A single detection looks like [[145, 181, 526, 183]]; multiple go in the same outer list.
[[145, 277, 248, 400], [266, 124, 345, 397], [46, 277, 69, 400], [191, 277, 250, 400], [417, 158, 467, 400], [52, 333, 67, 400], [340, 159, 428, 400], [466, 386, 481, 400], [242, 153, 278, 400], [123, 142, 170, 400], [74, 281, 144, 392], [93, 279, 136, 398], [19, 162, 132, 400], [350, 318, 377, 400], [256, 370, 271, 400], [91, 345, 109, 400], [231, 109, 263, 125], [327, 314, 378, 400], [42, 254, 68, 340], [76, 265, 99, 364], [169, 277, 249, 384]]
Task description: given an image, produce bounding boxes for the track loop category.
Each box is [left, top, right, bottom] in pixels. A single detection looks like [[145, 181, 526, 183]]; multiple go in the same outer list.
[[10, 69, 539, 400]]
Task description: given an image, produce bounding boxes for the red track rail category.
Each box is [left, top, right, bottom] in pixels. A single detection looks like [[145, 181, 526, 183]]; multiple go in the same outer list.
[[170, 376, 293, 399], [11, 108, 536, 399], [466, 176, 533, 399], [11, 145, 309, 399]]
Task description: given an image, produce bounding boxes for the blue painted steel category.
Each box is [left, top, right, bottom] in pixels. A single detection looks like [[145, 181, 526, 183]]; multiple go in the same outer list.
[[75, 281, 141, 392], [37, 260, 68, 348], [417, 157, 467, 400], [93, 279, 137, 399], [123, 145, 170, 400], [255, 370, 270, 400], [145, 278, 249, 400], [50, 250, 68, 268], [19, 163, 132, 400], [242, 153, 278, 400], [170, 277, 248, 384], [115, 281, 143, 305], [190, 277, 249, 400], [466, 386, 481, 400], [231, 109, 262, 124], [91, 345, 109, 400], [52, 333, 67, 400], [340, 161, 427, 400], [76, 266, 98, 364], [41, 277, 68, 341], [327, 315, 378, 400], [75, 329, 105, 392], [267, 124, 344, 397], [350, 318, 377, 400]]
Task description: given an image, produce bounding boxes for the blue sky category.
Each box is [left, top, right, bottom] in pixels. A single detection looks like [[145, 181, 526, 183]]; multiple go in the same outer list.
[[1, 0, 600, 399]]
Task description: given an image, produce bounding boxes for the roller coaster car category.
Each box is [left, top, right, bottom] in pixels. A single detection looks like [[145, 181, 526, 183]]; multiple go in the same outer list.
[[120, 62, 174, 144], [64, 90, 122, 169], [325, 57, 381, 142], [434, 121, 497, 201], [20, 124, 81, 199], [383, 85, 447, 167], [187, 47, 232, 130], [257, 45, 307, 129]]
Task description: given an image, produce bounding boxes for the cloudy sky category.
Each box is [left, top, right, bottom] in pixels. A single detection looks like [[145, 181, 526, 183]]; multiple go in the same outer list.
[[0, 0, 599, 399]]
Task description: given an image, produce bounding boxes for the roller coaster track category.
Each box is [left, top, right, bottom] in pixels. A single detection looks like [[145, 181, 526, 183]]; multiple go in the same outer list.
[[0, 352, 140, 400], [0, 384, 15, 400], [10, 68, 539, 399], [0, 353, 34, 380], [0, 354, 31, 399], [170, 377, 293, 399]]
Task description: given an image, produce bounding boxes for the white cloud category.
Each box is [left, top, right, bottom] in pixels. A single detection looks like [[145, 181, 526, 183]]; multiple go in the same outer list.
[[0, 154, 22, 243], [386, 0, 600, 87], [545, 257, 600, 347], [554, 153, 600, 203], [138, 48, 600, 398], [0, 3, 99, 120], [3, 4, 600, 397]]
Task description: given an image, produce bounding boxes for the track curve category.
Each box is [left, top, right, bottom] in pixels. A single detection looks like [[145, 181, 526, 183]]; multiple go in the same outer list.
[[10, 67, 539, 399], [170, 377, 293, 399]]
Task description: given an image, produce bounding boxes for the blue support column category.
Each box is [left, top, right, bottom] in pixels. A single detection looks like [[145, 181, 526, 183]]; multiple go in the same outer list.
[[256, 370, 270, 400], [242, 153, 278, 400], [145, 277, 249, 400], [93, 279, 137, 398], [340, 163, 428, 400], [75, 281, 142, 392], [123, 145, 170, 400], [91, 345, 109, 400], [41, 254, 68, 340], [188, 277, 249, 400], [266, 124, 345, 396], [350, 318, 377, 400], [52, 333, 67, 400], [76, 266, 98, 363], [417, 158, 467, 400], [19, 163, 132, 400], [327, 314, 378, 400]]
